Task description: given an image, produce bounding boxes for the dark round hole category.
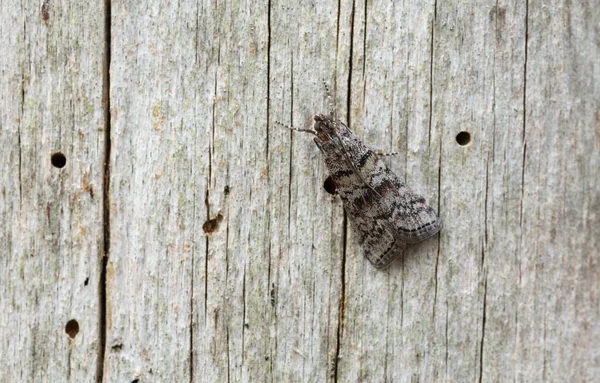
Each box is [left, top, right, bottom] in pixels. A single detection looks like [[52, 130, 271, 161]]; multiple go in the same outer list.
[[202, 213, 223, 235], [65, 319, 79, 338], [51, 152, 67, 168], [456, 131, 471, 146], [323, 176, 337, 195]]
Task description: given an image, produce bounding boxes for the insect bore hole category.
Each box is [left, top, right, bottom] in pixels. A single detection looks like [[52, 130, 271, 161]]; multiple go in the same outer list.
[[456, 131, 471, 146], [65, 319, 79, 338], [203, 213, 224, 235], [51, 152, 67, 168]]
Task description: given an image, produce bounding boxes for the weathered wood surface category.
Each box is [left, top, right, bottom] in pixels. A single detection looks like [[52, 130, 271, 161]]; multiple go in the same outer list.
[[1, 0, 598, 382], [0, 0, 106, 381]]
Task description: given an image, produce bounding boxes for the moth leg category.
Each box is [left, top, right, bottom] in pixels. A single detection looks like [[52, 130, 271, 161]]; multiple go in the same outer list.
[[376, 149, 400, 157]]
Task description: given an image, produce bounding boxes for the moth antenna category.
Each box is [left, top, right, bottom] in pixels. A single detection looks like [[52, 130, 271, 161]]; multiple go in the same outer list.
[[275, 120, 317, 136], [322, 80, 335, 118]]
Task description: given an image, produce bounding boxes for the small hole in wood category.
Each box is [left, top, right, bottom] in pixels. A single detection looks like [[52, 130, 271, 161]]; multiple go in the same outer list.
[[65, 319, 79, 338], [51, 152, 67, 168], [456, 131, 471, 146], [84, 277, 89, 286], [202, 213, 224, 235]]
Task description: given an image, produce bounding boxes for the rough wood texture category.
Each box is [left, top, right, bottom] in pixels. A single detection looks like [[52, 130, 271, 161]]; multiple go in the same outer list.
[[1, 0, 598, 381], [0, 0, 106, 381]]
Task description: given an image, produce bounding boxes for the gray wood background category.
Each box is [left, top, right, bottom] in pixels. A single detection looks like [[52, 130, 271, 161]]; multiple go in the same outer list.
[[1, 0, 598, 381]]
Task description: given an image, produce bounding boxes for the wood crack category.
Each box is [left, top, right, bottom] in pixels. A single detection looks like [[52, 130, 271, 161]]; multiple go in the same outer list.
[[97, 0, 112, 381], [478, 275, 488, 383]]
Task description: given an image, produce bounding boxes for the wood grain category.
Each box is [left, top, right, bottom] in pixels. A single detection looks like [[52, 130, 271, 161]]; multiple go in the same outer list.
[[1, 0, 598, 381], [0, 0, 106, 381]]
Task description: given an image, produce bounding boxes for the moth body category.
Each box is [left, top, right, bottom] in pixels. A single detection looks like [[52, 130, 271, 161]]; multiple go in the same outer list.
[[311, 114, 442, 269]]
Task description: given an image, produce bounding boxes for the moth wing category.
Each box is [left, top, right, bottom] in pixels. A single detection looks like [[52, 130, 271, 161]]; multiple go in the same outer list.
[[348, 213, 406, 269], [377, 168, 442, 243], [341, 189, 406, 269]]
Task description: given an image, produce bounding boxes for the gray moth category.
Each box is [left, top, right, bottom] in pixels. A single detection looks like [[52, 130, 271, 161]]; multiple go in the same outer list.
[[284, 113, 442, 269]]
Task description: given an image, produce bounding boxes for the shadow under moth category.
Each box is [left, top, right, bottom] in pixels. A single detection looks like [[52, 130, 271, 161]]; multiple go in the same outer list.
[[282, 113, 442, 269]]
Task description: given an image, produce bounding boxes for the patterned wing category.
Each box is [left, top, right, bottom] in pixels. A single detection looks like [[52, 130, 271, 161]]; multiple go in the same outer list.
[[339, 182, 406, 269], [373, 166, 442, 243], [313, 115, 440, 268]]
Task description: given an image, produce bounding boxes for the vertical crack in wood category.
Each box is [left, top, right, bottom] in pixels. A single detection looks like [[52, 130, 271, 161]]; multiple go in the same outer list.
[[189, 197, 195, 382], [331, 7, 343, 375], [204, 199, 210, 323], [484, 156, 490, 257], [491, 0, 498, 165], [478, 275, 488, 383], [97, 0, 112, 381], [17, 114, 22, 207], [435, 128, 443, 321], [445, 303, 449, 376], [287, 135, 293, 236], [334, 0, 342, 107], [542, 305, 547, 380], [265, 0, 273, 307], [437, 136, 442, 216], [205, 71, 218, 324], [19, 65, 25, 207], [266, 0, 272, 157], [288, 52, 294, 235], [241, 268, 247, 368], [519, 0, 529, 232], [519, 143, 527, 229], [334, 1, 356, 379], [346, 0, 355, 127], [432, 236, 440, 321], [334, 212, 347, 383], [285, 51, 295, 249], [189, 6, 200, 378], [428, 0, 437, 147], [400, 252, 404, 327], [361, 0, 368, 102], [522, 0, 529, 142]]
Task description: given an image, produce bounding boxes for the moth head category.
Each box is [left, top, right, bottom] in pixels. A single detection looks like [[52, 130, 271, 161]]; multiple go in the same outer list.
[[313, 114, 340, 142]]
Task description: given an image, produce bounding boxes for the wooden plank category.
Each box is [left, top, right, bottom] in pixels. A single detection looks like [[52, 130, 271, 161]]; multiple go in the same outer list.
[[335, 0, 444, 380], [105, 1, 205, 381], [431, 0, 506, 381], [2, 0, 598, 381], [195, 1, 272, 381], [0, 0, 106, 381], [268, 1, 347, 381], [517, 0, 599, 381], [478, 1, 529, 381]]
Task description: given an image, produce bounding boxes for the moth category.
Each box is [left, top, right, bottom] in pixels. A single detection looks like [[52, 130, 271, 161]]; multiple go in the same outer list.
[[283, 113, 442, 269]]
